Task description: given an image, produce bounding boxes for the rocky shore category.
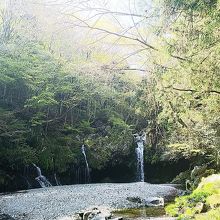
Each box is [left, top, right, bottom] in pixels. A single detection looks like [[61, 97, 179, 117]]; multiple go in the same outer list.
[[0, 183, 178, 220]]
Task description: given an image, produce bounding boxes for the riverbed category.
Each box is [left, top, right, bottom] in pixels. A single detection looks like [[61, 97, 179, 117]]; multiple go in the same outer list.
[[0, 182, 178, 220]]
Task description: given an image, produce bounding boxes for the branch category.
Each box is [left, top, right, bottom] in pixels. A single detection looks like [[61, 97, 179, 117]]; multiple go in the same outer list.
[[68, 15, 190, 62], [101, 66, 147, 72], [170, 54, 189, 61], [165, 86, 220, 95], [72, 7, 152, 18], [169, 101, 188, 128], [69, 15, 158, 51]]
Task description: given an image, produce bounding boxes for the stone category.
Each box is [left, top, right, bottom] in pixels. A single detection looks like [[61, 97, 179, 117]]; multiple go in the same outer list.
[[144, 197, 164, 207], [79, 207, 112, 220], [197, 174, 220, 189], [195, 202, 204, 214], [126, 196, 143, 204]]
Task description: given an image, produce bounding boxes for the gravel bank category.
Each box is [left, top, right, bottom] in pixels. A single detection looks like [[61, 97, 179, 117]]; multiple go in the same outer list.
[[0, 182, 178, 220]]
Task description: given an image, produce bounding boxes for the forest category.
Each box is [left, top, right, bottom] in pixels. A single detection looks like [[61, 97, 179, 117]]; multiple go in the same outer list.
[[0, 0, 219, 220]]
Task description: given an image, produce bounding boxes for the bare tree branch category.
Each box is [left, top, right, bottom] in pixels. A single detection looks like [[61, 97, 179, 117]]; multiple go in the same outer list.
[[71, 6, 152, 18], [165, 86, 220, 95], [69, 14, 158, 51]]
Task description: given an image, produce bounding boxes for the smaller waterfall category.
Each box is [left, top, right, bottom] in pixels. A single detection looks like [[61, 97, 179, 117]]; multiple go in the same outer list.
[[134, 132, 146, 182], [23, 165, 32, 189], [81, 145, 91, 183], [32, 163, 52, 187], [54, 173, 61, 186]]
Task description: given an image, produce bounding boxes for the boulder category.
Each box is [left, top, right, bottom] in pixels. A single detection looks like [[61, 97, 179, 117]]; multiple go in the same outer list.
[[126, 196, 142, 204], [144, 197, 164, 207], [78, 207, 112, 220], [195, 202, 204, 214]]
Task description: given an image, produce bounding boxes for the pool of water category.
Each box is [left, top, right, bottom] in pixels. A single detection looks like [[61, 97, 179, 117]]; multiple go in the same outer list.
[[113, 206, 167, 219]]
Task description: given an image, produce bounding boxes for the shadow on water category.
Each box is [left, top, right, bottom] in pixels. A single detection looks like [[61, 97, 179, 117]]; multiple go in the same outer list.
[[113, 207, 166, 219]]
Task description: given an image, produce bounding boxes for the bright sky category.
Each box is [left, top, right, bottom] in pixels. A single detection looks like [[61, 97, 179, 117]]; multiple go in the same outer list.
[[1, 0, 155, 72]]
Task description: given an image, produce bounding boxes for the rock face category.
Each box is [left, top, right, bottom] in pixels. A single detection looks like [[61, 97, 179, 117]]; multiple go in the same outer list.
[[0, 182, 178, 220]]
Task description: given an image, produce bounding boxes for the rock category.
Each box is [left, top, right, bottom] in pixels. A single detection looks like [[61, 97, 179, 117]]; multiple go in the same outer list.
[[126, 196, 143, 204], [83, 211, 93, 220], [144, 197, 164, 207], [197, 174, 220, 189], [195, 202, 204, 214], [79, 207, 112, 220]]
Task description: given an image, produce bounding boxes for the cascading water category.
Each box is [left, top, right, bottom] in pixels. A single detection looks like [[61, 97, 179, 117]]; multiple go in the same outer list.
[[81, 145, 91, 183], [32, 163, 52, 187], [54, 173, 61, 186], [134, 132, 146, 182], [23, 165, 32, 189]]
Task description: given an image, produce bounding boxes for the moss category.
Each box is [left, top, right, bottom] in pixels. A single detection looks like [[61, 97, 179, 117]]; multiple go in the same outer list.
[[206, 194, 220, 208], [166, 174, 220, 219], [195, 207, 220, 220]]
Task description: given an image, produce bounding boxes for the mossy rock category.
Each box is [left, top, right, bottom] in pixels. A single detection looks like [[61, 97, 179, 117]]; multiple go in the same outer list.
[[206, 194, 220, 208], [195, 207, 220, 220], [192, 169, 216, 189], [166, 174, 220, 219]]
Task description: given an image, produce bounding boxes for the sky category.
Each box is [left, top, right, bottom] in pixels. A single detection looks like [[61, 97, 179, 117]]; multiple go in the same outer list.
[[1, 0, 155, 72]]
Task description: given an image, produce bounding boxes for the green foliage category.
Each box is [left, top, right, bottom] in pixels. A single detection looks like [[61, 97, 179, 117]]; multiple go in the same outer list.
[[0, 25, 145, 190], [166, 174, 220, 219], [0, 0, 219, 192], [139, 0, 220, 167], [195, 207, 220, 220]]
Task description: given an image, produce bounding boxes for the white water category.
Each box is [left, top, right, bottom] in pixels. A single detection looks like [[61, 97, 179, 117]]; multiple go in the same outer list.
[[54, 173, 61, 186], [134, 133, 146, 182], [81, 145, 91, 183], [33, 163, 52, 187]]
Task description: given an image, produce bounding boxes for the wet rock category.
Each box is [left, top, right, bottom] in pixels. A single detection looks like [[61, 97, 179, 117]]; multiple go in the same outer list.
[[144, 197, 164, 207], [78, 207, 112, 220], [126, 197, 142, 204]]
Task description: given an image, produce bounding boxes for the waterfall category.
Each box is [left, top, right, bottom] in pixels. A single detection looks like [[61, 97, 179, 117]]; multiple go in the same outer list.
[[81, 145, 91, 183], [32, 163, 52, 187], [134, 132, 146, 182], [23, 165, 32, 189], [54, 173, 61, 186]]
